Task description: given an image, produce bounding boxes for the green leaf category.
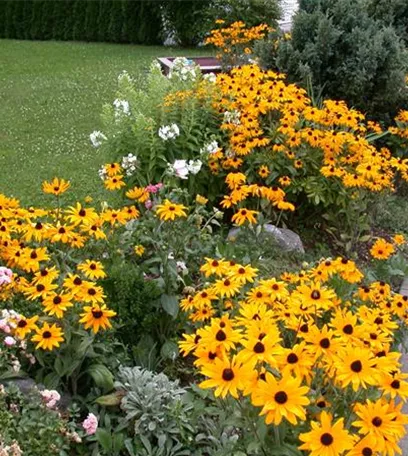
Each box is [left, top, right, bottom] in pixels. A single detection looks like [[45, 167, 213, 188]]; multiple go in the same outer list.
[[96, 429, 112, 451], [87, 364, 114, 392], [160, 294, 179, 318], [160, 340, 179, 360], [95, 391, 124, 406]]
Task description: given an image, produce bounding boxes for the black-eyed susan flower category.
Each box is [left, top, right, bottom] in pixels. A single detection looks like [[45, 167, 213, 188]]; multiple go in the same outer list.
[[104, 175, 126, 191], [212, 277, 242, 298], [200, 258, 229, 277], [42, 177, 70, 196], [299, 411, 354, 456], [199, 355, 253, 399], [14, 315, 39, 339], [42, 292, 74, 318], [66, 203, 98, 226], [77, 282, 105, 304], [258, 165, 270, 178], [370, 238, 395, 260], [79, 305, 116, 333], [77, 260, 106, 280], [231, 208, 258, 225], [156, 200, 187, 221], [251, 372, 310, 425], [134, 245, 145, 256], [125, 186, 149, 202], [31, 323, 64, 350]]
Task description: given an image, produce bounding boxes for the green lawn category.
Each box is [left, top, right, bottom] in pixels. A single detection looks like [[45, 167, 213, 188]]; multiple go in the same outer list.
[[0, 40, 207, 206]]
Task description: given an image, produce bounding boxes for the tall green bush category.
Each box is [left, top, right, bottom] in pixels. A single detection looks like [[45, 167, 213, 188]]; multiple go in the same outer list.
[[369, 0, 408, 46], [0, 0, 162, 44], [261, 0, 408, 122]]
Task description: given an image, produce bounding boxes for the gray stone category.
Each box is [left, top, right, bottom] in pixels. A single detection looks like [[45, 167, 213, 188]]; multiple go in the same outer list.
[[228, 224, 305, 254], [2, 377, 37, 395]]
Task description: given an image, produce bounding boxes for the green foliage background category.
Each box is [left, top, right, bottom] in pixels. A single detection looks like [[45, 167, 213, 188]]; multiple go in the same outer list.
[[0, 0, 163, 44]]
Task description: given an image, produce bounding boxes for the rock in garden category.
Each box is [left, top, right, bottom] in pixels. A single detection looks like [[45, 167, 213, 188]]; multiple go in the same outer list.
[[228, 224, 305, 254]]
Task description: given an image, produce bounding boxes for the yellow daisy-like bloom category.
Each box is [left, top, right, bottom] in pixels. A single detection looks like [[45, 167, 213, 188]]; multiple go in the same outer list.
[[393, 234, 405, 246], [14, 315, 39, 339], [134, 245, 145, 256], [79, 305, 117, 333], [334, 347, 378, 391], [258, 165, 270, 178], [370, 238, 395, 260], [77, 260, 106, 280], [156, 200, 187, 221], [199, 355, 254, 399], [31, 323, 64, 350], [212, 277, 242, 298], [200, 258, 229, 277], [105, 162, 122, 177], [42, 177, 70, 196], [126, 186, 149, 202], [77, 282, 105, 304], [65, 203, 98, 226], [299, 411, 354, 456], [231, 208, 258, 225], [42, 292, 74, 318], [104, 175, 126, 191], [278, 176, 291, 187], [196, 194, 208, 205], [251, 372, 310, 425]]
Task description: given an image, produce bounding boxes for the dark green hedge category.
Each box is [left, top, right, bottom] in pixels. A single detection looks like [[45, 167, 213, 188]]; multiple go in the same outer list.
[[0, 0, 163, 44]]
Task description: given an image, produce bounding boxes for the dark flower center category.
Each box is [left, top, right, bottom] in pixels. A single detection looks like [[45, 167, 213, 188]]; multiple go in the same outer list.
[[256, 292, 263, 298], [287, 353, 298, 364], [30, 252, 38, 259], [73, 277, 82, 285], [224, 279, 231, 286], [208, 352, 217, 360], [272, 284, 279, 290], [372, 417, 382, 427], [317, 400, 326, 408], [391, 380, 400, 389], [90, 264, 96, 270], [88, 288, 96, 296], [212, 260, 219, 267], [320, 338, 330, 349], [320, 433, 333, 446], [17, 320, 27, 328], [194, 335, 201, 344], [216, 330, 226, 341], [169, 206, 175, 211], [300, 324, 309, 333], [374, 317, 383, 325], [311, 290, 321, 300], [222, 368, 234, 381], [92, 310, 103, 319], [36, 284, 45, 292], [350, 360, 363, 373], [274, 391, 288, 404], [253, 342, 265, 354], [343, 324, 353, 335], [53, 296, 62, 305], [43, 331, 52, 339], [79, 209, 86, 217], [362, 448, 373, 456], [58, 227, 66, 234]]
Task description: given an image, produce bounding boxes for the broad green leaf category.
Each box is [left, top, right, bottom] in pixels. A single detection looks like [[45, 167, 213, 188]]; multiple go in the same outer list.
[[160, 294, 179, 318], [87, 364, 114, 392]]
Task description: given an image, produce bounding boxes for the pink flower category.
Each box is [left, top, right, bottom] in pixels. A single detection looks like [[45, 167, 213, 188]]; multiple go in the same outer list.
[[40, 389, 61, 409], [82, 413, 98, 435], [0, 320, 11, 333], [4, 336, 16, 346], [145, 183, 163, 194], [145, 200, 153, 209], [0, 267, 12, 286]]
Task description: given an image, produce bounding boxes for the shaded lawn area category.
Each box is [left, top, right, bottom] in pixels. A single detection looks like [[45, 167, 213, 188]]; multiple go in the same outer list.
[[0, 39, 208, 206]]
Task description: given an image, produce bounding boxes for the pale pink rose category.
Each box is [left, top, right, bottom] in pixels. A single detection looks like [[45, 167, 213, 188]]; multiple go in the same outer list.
[[0, 320, 10, 333], [4, 336, 16, 346], [145, 200, 153, 210], [40, 389, 61, 409], [82, 413, 98, 435]]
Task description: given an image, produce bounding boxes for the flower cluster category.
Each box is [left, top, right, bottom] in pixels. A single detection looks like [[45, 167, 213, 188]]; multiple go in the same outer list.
[[158, 123, 180, 141], [113, 98, 130, 118], [180, 257, 408, 456], [370, 235, 406, 260], [89, 130, 107, 148], [168, 159, 202, 180], [0, 178, 126, 351], [168, 57, 198, 82], [121, 153, 138, 176]]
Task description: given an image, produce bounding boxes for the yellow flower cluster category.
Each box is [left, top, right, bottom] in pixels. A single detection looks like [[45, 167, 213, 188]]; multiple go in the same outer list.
[[205, 21, 271, 59], [0, 178, 142, 349], [180, 257, 408, 456], [370, 236, 406, 260]]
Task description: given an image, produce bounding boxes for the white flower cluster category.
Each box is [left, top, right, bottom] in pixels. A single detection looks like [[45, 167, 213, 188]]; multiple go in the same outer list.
[[223, 110, 241, 125], [200, 140, 219, 155], [90, 130, 107, 148], [168, 57, 197, 82], [118, 70, 133, 83], [113, 98, 130, 118], [98, 166, 107, 181], [158, 123, 180, 141], [121, 153, 138, 176], [168, 159, 202, 179], [203, 72, 217, 83]]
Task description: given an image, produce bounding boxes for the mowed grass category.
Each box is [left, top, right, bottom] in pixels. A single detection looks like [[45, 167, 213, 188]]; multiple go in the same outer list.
[[0, 40, 208, 206]]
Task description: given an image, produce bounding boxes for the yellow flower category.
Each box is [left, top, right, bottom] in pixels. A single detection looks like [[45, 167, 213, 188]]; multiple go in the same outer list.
[[231, 208, 258, 225], [31, 323, 64, 351], [156, 200, 187, 221], [134, 245, 145, 256], [370, 238, 395, 260], [196, 194, 208, 205], [77, 260, 107, 280], [42, 177, 70, 196], [79, 305, 116, 333], [393, 234, 405, 246]]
